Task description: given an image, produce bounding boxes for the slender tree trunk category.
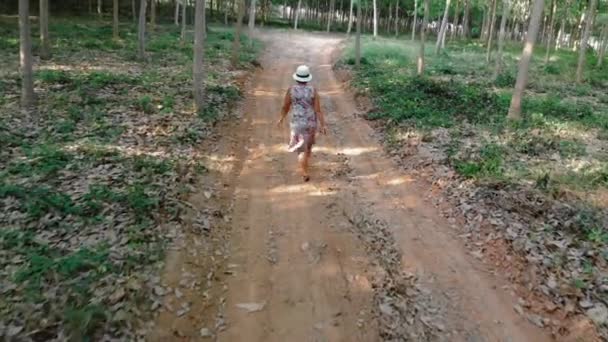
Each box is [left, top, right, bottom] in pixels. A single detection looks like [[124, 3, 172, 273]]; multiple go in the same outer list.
[[480, 9, 488, 41], [138, 0, 147, 61], [451, 0, 460, 39], [411, 0, 418, 40], [225, 0, 230, 24], [181, 0, 187, 43], [113, 0, 119, 40], [485, 0, 498, 62], [175, 0, 181, 25], [194, 0, 206, 112], [418, 0, 430, 75], [556, 17, 565, 49], [508, 0, 544, 120], [463, 0, 470, 37], [19, 0, 35, 109], [150, 0, 156, 32], [98, 0, 102, 17], [347, 0, 354, 34], [248, 0, 257, 33], [40, 0, 51, 60], [294, 0, 302, 28], [436, 0, 451, 54], [327, 0, 335, 31], [572, 10, 585, 52], [132, 0, 137, 22], [89, 0, 93, 14], [232, 0, 245, 67], [494, 0, 510, 78], [355, 0, 361, 67], [576, 0, 596, 83], [372, 0, 378, 38], [394, 0, 399, 36], [543, 0, 555, 63], [597, 25, 608, 68]]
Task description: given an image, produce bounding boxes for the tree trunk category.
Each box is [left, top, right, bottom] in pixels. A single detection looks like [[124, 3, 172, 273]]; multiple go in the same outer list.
[[19, 0, 35, 109], [597, 25, 608, 68], [98, 0, 102, 17], [225, 0, 230, 24], [89, 0, 93, 14], [132, 0, 137, 22], [355, 0, 361, 67], [232, 0, 245, 67], [372, 0, 378, 38], [181, 0, 187, 43], [347, 0, 354, 34], [494, 0, 510, 78], [113, 0, 119, 40], [294, 0, 302, 28], [480, 8, 488, 41], [436, 0, 451, 54], [556, 16, 565, 49], [138, 0, 147, 61], [418, 0, 429, 75], [543, 0, 555, 63], [508, 0, 544, 120], [451, 0, 460, 39], [248, 0, 256, 33], [327, 0, 335, 31], [463, 0, 470, 37], [175, 0, 180, 25], [394, 0, 399, 36], [575, 0, 596, 83], [194, 0, 206, 112], [485, 0, 498, 62], [150, 0, 156, 32], [411, 0, 418, 40], [40, 0, 51, 60]]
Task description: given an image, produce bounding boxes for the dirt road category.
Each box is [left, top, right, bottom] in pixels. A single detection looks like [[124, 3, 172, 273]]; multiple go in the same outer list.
[[151, 31, 553, 341]]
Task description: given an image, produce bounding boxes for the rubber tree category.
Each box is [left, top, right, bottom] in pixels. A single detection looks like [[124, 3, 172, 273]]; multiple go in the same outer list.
[[463, 0, 470, 37], [294, 0, 302, 28], [411, 0, 418, 40], [113, 0, 119, 40], [544, 0, 556, 63], [40, 0, 51, 60], [372, 0, 378, 37], [132, 0, 137, 22], [19, 0, 35, 108], [249, 0, 257, 34], [232, 0, 246, 67], [418, 0, 430, 75], [151, 0, 157, 31], [394, 0, 399, 36], [98, 0, 102, 17], [138, 0, 148, 61], [485, 0, 498, 62], [175, 0, 181, 26], [575, 0, 597, 83], [328, 0, 336, 31], [181, 0, 188, 43], [436, 0, 451, 54], [598, 14, 608, 67], [508, 0, 545, 120], [194, 0, 206, 112], [494, 0, 510, 78], [356, 0, 362, 67], [347, 0, 354, 33]]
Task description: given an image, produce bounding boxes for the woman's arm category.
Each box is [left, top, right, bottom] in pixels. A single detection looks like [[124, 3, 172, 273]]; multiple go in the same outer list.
[[277, 88, 291, 126], [314, 89, 327, 134]]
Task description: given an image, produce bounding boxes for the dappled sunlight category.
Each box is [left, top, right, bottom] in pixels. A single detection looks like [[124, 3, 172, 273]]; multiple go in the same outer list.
[[314, 146, 378, 156], [384, 176, 414, 186], [251, 89, 281, 97], [318, 89, 345, 96]]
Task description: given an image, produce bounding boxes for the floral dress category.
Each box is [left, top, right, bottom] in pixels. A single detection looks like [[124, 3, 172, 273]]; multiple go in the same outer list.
[[288, 84, 317, 153]]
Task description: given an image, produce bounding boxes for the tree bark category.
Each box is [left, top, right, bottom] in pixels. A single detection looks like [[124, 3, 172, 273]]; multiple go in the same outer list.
[[494, 0, 510, 78], [411, 0, 418, 40], [355, 0, 361, 67], [98, 0, 102, 17], [508, 0, 544, 120], [327, 0, 335, 31], [597, 24, 608, 68], [372, 0, 378, 38], [463, 0, 470, 37], [436, 0, 451, 54], [194, 0, 206, 113], [485, 0, 498, 62], [138, 0, 147, 61], [232, 0, 245, 67], [150, 0, 156, 31], [451, 0, 460, 39], [347, 0, 354, 34], [394, 0, 399, 36], [543, 0, 555, 63], [132, 0, 137, 22], [575, 0, 596, 83], [19, 0, 35, 109], [175, 0, 180, 26], [294, 0, 302, 29], [249, 0, 257, 33], [225, 0, 230, 25], [40, 0, 51, 60], [418, 0, 429, 75], [181, 0, 187, 43], [113, 0, 119, 40]]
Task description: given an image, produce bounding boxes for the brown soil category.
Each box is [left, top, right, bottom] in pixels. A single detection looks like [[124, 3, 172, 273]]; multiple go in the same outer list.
[[148, 30, 558, 342]]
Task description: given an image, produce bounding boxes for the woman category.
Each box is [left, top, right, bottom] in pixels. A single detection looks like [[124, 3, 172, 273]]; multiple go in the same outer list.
[[277, 65, 327, 182]]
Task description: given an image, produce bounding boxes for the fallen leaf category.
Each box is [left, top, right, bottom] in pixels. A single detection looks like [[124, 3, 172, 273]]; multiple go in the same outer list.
[[236, 302, 266, 313]]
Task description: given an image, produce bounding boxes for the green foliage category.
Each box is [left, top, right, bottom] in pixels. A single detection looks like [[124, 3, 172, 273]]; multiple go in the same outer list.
[[455, 143, 505, 179], [494, 72, 516, 87], [135, 95, 154, 114]]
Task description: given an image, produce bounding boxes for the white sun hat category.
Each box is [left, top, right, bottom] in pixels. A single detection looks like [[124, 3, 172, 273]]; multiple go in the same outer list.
[[293, 65, 313, 82]]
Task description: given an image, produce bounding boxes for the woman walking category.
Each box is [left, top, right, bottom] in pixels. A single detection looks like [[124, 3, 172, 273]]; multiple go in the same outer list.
[[277, 65, 327, 182]]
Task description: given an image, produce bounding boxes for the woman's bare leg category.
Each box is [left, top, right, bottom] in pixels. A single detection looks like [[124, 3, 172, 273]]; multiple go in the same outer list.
[[298, 151, 311, 181]]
